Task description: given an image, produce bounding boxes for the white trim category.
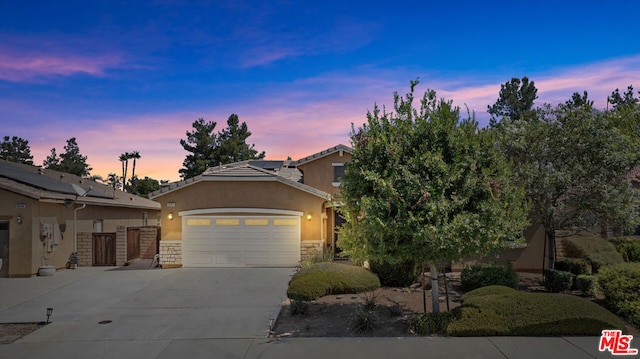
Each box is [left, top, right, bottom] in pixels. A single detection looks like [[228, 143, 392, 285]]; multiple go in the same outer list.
[[160, 240, 182, 244], [179, 208, 304, 217], [332, 163, 344, 166], [332, 182, 341, 187]]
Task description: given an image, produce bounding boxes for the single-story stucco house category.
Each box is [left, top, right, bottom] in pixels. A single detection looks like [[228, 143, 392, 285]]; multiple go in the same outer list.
[[0, 160, 161, 277]]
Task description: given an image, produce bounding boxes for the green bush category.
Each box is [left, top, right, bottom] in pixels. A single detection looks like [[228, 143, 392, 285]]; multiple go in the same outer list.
[[460, 263, 519, 291], [287, 262, 381, 301], [561, 233, 624, 272], [574, 275, 598, 297], [555, 258, 592, 275], [544, 269, 574, 293], [350, 307, 377, 333], [609, 236, 640, 262], [447, 286, 627, 336], [409, 311, 456, 335], [288, 299, 309, 316], [369, 259, 422, 287], [598, 263, 640, 327]]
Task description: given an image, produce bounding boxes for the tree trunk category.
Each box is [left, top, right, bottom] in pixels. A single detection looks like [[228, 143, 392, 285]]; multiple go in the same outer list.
[[547, 229, 556, 270], [430, 263, 439, 313]]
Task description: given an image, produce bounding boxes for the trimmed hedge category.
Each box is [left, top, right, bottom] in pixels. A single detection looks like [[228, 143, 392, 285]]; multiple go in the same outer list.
[[574, 274, 598, 297], [598, 263, 640, 327], [555, 258, 592, 275], [369, 259, 422, 287], [447, 286, 627, 336], [609, 236, 640, 262], [460, 263, 519, 291], [287, 262, 381, 301], [561, 232, 624, 272], [544, 269, 574, 293]]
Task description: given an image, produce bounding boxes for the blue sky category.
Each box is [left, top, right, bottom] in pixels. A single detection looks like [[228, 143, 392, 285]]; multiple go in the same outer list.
[[1, 1, 639, 181]]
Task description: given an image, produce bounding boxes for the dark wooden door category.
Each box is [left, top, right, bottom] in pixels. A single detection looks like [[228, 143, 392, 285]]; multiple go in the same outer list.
[[93, 233, 116, 266], [127, 228, 140, 261], [0, 221, 9, 277]]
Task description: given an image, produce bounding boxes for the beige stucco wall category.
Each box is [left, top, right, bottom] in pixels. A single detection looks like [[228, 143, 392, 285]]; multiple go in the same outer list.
[[0, 188, 160, 277], [297, 151, 352, 197], [155, 180, 328, 245]]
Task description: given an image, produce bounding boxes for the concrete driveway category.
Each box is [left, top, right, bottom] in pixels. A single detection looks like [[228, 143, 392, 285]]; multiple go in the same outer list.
[[0, 265, 293, 358]]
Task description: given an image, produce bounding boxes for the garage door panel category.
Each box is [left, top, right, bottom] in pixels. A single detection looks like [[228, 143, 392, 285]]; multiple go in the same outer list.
[[182, 215, 301, 267]]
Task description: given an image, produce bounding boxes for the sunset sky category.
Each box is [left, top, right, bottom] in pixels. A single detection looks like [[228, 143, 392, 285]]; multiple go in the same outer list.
[[1, 1, 639, 182]]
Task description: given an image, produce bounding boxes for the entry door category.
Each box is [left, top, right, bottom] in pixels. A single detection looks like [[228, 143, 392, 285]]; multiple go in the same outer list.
[[0, 222, 8, 277]]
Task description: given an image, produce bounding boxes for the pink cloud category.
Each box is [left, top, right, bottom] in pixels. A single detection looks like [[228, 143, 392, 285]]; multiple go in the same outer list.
[[0, 43, 127, 82]]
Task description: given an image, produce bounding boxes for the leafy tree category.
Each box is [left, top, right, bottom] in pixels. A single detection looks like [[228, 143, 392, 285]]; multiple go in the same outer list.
[[107, 173, 122, 190], [44, 138, 92, 177], [127, 176, 160, 198], [488, 76, 538, 126], [118, 151, 141, 191], [339, 81, 529, 312], [179, 115, 265, 179], [0, 136, 34, 164], [607, 85, 640, 141], [496, 92, 640, 269]]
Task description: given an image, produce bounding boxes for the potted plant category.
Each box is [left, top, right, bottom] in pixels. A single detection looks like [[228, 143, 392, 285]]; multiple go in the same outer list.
[[68, 252, 78, 269]]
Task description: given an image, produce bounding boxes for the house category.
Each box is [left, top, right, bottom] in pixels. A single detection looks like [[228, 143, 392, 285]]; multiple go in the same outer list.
[[0, 160, 161, 277], [150, 144, 352, 268]]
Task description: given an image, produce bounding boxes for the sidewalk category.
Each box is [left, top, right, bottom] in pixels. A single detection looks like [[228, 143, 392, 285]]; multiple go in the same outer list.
[[0, 266, 625, 359]]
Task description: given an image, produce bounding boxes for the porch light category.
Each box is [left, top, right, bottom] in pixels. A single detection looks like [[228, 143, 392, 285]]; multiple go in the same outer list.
[[168, 213, 173, 220], [16, 216, 22, 224], [46, 307, 53, 324], [306, 213, 312, 221]]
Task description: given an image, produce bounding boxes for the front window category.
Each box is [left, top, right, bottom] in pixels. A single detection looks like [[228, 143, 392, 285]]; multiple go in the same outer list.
[[333, 163, 345, 185]]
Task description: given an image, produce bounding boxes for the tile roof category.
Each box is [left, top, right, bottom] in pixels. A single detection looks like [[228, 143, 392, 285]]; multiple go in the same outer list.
[[295, 144, 352, 165], [0, 160, 160, 210]]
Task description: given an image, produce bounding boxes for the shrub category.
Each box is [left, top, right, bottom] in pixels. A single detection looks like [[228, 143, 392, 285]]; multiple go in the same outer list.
[[561, 233, 624, 272], [555, 258, 592, 275], [300, 250, 334, 268], [544, 269, 574, 293], [447, 286, 627, 336], [369, 259, 422, 287], [350, 307, 377, 333], [598, 262, 640, 327], [409, 311, 456, 335], [360, 291, 379, 310], [609, 236, 640, 262], [574, 275, 598, 297], [288, 300, 309, 316], [460, 263, 519, 291], [287, 262, 381, 301]]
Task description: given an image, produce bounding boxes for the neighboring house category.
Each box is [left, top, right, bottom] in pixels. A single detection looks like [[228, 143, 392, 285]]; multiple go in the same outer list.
[[0, 161, 161, 277], [150, 144, 352, 268]]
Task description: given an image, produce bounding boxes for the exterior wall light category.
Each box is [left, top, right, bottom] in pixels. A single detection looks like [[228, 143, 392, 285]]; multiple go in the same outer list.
[[306, 213, 312, 221], [168, 213, 173, 220], [16, 216, 22, 224]]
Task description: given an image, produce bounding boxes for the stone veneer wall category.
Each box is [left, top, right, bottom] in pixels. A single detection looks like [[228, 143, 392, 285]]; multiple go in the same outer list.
[[300, 240, 323, 260], [77, 232, 93, 266], [116, 226, 126, 265], [160, 240, 182, 268]]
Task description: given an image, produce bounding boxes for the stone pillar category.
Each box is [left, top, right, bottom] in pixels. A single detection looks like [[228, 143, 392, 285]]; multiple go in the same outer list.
[[159, 240, 182, 268], [116, 226, 126, 265]]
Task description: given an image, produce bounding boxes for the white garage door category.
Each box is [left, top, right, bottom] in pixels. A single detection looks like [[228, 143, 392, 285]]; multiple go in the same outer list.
[[182, 216, 301, 267]]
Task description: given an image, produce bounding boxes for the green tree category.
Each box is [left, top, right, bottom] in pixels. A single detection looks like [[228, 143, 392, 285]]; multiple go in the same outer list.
[[339, 81, 529, 312], [179, 118, 219, 179], [1, 136, 34, 164], [44, 138, 92, 177], [496, 92, 640, 269], [107, 173, 122, 190], [179, 115, 265, 179], [214, 114, 265, 164], [127, 176, 160, 198], [488, 76, 538, 126], [130, 151, 141, 180]]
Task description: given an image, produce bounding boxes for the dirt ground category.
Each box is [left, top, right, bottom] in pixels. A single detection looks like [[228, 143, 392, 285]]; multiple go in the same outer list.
[[0, 323, 45, 344], [271, 272, 565, 338]]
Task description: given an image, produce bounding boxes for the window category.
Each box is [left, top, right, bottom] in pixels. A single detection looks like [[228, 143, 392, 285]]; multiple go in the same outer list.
[[332, 163, 345, 186], [94, 220, 103, 233], [142, 212, 148, 226]]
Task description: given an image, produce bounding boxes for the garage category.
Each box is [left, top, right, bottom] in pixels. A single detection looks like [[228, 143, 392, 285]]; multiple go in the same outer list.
[[181, 212, 301, 267]]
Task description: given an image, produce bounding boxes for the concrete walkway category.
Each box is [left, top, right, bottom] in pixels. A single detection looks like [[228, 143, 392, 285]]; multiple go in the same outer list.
[[0, 266, 626, 358]]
